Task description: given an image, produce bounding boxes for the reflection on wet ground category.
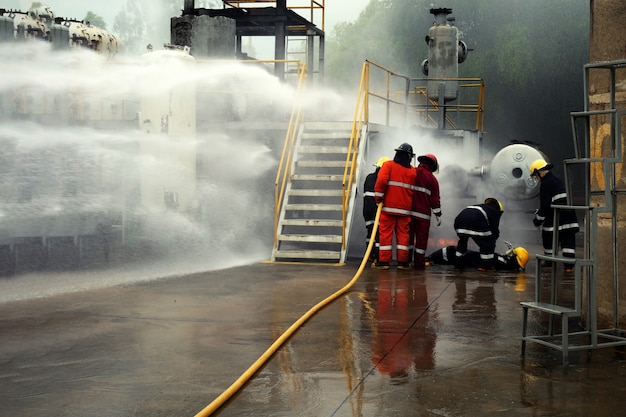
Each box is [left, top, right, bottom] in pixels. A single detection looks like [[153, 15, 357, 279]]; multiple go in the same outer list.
[[1, 259, 626, 416]]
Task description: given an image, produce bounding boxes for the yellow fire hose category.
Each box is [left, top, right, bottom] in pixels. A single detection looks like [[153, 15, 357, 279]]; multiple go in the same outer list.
[[194, 203, 382, 417]]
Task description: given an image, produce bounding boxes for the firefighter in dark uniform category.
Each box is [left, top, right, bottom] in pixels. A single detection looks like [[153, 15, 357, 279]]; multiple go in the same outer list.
[[453, 197, 504, 270], [529, 158, 579, 272], [363, 156, 390, 261], [426, 245, 529, 271], [373, 143, 417, 270]]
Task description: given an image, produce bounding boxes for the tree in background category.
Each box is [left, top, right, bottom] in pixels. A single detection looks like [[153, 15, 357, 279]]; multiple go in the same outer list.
[[326, 0, 429, 91], [112, 1, 151, 56], [84, 11, 107, 30], [452, 0, 589, 163]]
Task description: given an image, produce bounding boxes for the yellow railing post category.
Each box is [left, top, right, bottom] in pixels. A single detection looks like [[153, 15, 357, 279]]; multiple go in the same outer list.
[[340, 61, 370, 249], [273, 61, 307, 248]]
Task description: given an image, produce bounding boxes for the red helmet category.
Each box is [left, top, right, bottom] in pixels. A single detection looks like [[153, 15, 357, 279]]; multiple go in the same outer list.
[[418, 153, 438, 172]]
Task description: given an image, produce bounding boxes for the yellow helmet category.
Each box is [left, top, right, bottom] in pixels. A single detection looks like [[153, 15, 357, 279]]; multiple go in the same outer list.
[[374, 156, 391, 167], [529, 158, 553, 176], [513, 247, 529, 270], [484, 197, 503, 212]]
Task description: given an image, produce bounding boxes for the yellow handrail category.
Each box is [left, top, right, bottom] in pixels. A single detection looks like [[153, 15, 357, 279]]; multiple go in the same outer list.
[[359, 60, 485, 131], [340, 62, 369, 249], [273, 61, 307, 248]]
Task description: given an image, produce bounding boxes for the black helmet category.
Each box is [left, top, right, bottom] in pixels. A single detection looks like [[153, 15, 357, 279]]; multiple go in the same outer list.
[[394, 143, 415, 156]]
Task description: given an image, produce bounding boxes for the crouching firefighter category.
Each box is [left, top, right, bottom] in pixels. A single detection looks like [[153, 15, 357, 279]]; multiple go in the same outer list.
[[453, 197, 504, 270]]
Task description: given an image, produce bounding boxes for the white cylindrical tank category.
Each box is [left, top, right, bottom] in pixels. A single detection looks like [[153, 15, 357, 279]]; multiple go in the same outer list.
[[426, 8, 459, 102], [489, 143, 547, 200]]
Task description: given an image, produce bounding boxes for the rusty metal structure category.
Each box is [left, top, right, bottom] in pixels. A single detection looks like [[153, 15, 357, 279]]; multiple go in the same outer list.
[[179, 0, 325, 81]]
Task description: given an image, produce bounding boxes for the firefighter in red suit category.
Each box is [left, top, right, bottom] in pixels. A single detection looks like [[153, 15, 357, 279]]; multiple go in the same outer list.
[[373, 143, 417, 270], [410, 153, 442, 269]]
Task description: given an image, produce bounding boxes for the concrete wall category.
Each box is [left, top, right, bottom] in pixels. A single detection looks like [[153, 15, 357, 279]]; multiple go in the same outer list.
[[588, 0, 626, 326], [171, 15, 236, 59]]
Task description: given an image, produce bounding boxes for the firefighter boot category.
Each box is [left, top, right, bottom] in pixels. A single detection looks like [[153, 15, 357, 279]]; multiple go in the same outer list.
[[371, 261, 390, 270], [397, 262, 412, 270]]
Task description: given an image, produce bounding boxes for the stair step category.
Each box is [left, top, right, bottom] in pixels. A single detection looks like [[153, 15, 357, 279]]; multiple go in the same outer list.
[[272, 120, 359, 264], [301, 132, 351, 140], [536, 254, 595, 266], [288, 189, 343, 197], [291, 174, 343, 181], [299, 146, 349, 154], [281, 219, 343, 227], [303, 121, 353, 131], [285, 203, 342, 211], [296, 160, 349, 168], [520, 301, 580, 316], [278, 234, 342, 243], [274, 249, 341, 260]]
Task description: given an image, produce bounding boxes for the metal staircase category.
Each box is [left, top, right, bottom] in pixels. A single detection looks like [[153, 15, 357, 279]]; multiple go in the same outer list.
[[271, 121, 365, 263], [521, 59, 626, 364]]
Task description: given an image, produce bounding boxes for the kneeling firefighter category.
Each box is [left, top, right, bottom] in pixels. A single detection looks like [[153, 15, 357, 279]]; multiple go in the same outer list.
[[453, 197, 504, 270]]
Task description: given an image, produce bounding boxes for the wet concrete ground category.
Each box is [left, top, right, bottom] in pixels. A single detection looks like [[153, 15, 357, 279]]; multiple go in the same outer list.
[[1, 256, 626, 417]]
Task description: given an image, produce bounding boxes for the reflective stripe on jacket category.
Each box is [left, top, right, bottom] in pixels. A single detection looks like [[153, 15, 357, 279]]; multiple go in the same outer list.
[[536, 171, 579, 232], [454, 203, 501, 239], [374, 160, 417, 216]]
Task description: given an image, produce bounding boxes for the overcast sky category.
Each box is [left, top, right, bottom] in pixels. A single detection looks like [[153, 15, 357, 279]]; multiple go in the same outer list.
[[4, 0, 367, 33]]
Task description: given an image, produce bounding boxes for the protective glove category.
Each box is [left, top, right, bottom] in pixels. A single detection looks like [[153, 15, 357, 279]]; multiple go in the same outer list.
[[533, 217, 543, 227], [435, 216, 442, 227], [375, 197, 383, 204]]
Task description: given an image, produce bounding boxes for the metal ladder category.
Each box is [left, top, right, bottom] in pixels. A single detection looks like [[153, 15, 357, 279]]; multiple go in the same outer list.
[[271, 121, 362, 263], [286, 36, 307, 77], [521, 59, 626, 364]]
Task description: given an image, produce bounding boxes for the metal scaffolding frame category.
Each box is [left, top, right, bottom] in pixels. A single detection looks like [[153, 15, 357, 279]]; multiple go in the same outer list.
[[521, 59, 626, 365], [182, 0, 325, 82]]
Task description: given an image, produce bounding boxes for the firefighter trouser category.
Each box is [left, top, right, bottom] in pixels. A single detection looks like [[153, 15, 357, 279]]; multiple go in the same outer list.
[[365, 224, 380, 261], [409, 217, 431, 267], [455, 234, 496, 269], [378, 212, 411, 263], [542, 229, 576, 267]]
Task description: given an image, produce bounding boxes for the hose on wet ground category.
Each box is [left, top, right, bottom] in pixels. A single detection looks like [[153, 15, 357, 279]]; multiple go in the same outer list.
[[193, 203, 382, 417]]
